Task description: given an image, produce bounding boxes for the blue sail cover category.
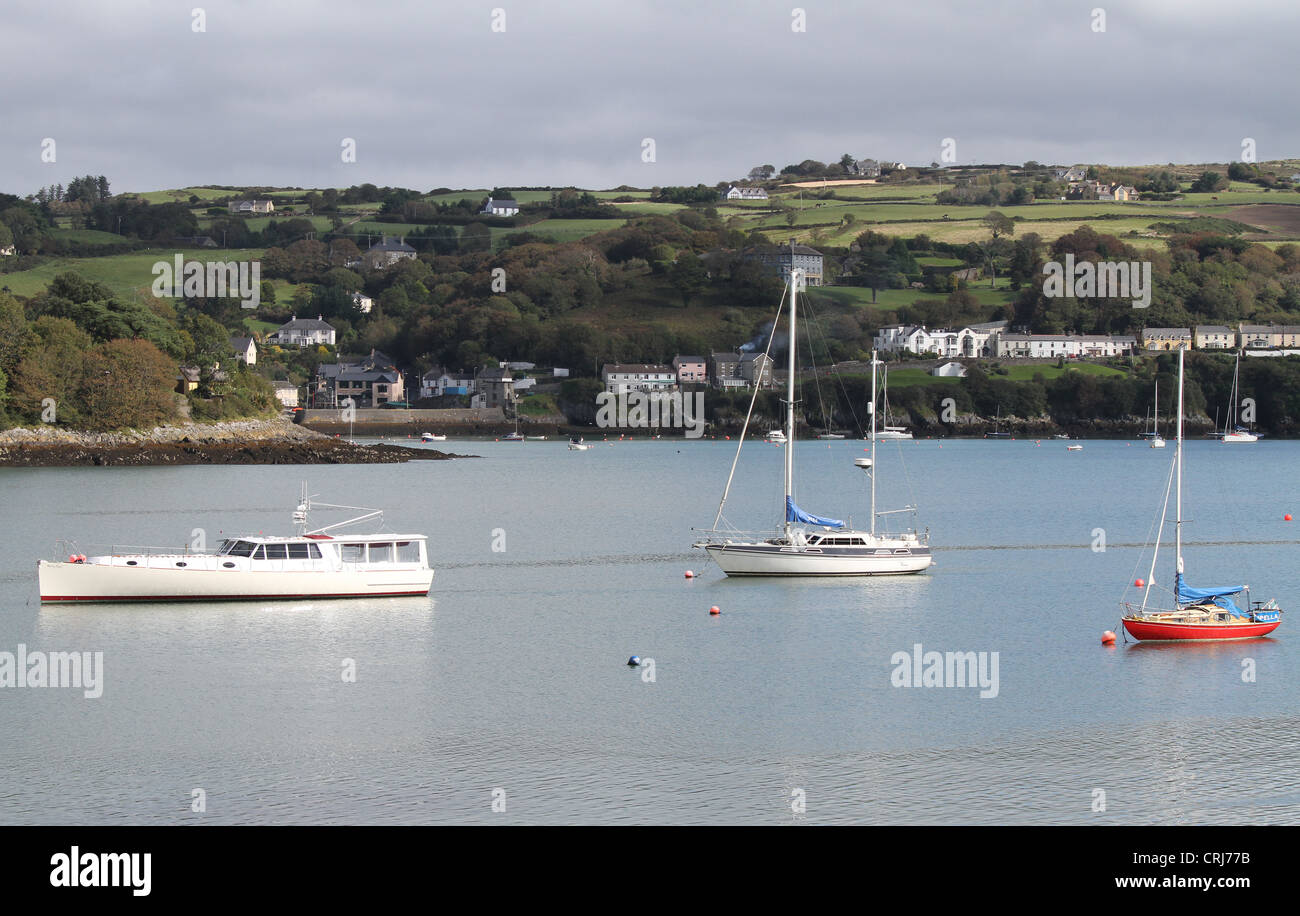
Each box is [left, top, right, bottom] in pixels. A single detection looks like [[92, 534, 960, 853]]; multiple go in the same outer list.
[[786, 496, 844, 529], [1176, 573, 1245, 615]]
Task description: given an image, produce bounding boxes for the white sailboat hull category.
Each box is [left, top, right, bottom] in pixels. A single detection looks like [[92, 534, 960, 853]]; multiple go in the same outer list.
[[38, 559, 434, 603], [702, 542, 932, 576], [1220, 432, 1258, 443]]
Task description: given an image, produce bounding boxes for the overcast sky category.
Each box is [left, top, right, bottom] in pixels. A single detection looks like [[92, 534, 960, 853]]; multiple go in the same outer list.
[[2, 0, 1297, 197]]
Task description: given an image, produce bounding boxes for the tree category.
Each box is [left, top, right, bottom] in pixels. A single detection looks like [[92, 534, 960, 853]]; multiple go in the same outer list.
[[78, 339, 178, 430], [461, 222, 492, 253], [669, 253, 707, 308], [1190, 171, 1228, 193]]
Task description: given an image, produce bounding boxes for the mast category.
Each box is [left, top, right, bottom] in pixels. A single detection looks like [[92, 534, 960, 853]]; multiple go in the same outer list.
[[1175, 347, 1185, 593], [1153, 379, 1158, 436], [783, 269, 799, 539], [870, 350, 878, 535]]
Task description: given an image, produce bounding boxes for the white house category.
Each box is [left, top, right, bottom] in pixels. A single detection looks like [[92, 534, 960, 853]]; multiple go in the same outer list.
[[351, 292, 373, 314], [1195, 326, 1235, 349], [268, 316, 336, 348], [229, 335, 257, 366], [602, 364, 677, 394], [931, 362, 967, 378], [724, 186, 769, 201], [481, 196, 520, 217], [271, 381, 299, 408], [874, 321, 1006, 358], [227, 199, 275, 215], [0, 244, 15, 256], [996, 333, 1136, 359]]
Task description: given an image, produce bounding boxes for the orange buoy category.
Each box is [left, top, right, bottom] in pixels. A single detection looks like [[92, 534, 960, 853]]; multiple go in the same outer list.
[[684, 570, 695, 579], [1101, 630, 1117, 645], [1286, 514, 1293, 522], [709, 605, 720, 615], [1134, 578, 1145, 588]]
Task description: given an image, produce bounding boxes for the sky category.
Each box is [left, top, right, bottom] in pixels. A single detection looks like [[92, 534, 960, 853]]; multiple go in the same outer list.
[[2, 0, 1297, 197]]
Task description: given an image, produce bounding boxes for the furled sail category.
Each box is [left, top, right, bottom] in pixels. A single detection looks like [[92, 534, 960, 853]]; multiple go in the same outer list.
[[786, 496, 844, 529], [1176, 574, 1245, 615]]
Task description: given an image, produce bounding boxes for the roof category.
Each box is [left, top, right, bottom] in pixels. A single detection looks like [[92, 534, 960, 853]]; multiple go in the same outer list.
[[602, 364, 674, 374], [673, 355, 706, 363], [278, 316, 335, 331], [710, 351, 741, 361], [229, 336, 254, 349], [1142, 328, 1192, 336], [1196, 325, 1233, 333], [369, 236, 416, 252], [485, 197, 519, 207]]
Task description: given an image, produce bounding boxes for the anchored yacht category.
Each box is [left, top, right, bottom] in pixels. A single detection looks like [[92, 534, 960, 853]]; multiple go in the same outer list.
[[37, 487, 434, 603]]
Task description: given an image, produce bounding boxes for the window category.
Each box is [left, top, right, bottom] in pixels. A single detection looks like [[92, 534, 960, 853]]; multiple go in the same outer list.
[[251, 545, 266, 560], [225, 541, 256, 557], [368, 543, 395, 564], [287, 543, 311, 560], [396, 541, 420, 563], [264, 543, 289, 560], [340, 543, 364, 563]]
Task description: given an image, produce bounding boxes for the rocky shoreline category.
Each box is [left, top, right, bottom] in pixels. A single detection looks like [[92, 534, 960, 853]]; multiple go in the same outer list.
[[0, 420, 471, 467]]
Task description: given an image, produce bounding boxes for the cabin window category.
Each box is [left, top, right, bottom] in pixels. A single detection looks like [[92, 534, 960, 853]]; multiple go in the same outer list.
[[396, 541, 420, 563], [309, 543, 322, 559], [251, 546, 266, 560], [225, 541, 256, 557], [368, 543, 395, 564], [807, 536, 821, 545], [287, 543, 311, 560], [340, 543, 364, 563], [264, 543, 289, 560]]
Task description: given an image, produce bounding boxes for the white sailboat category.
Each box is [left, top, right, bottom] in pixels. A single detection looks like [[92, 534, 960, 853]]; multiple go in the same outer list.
[[871, 367, 912, 439], [692, 269, 932, 577], [1217, 353, 1258, 442], [1148, 380, 1166, 448]]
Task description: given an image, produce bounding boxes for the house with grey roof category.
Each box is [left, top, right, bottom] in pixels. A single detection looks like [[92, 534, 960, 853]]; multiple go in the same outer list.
[[363, 236, 417, 270], [268, 316, 336, 348], [481, 196, 520, 217], [229, 336, 256, 365], [743, 239, 824, 286]]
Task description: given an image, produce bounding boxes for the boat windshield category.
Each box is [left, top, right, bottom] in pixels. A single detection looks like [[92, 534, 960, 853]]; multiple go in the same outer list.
[[218, 540, 257, 557]]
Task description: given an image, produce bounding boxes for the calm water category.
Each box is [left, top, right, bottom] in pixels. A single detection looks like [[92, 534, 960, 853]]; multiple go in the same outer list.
[[1, 436, 1298, 824]]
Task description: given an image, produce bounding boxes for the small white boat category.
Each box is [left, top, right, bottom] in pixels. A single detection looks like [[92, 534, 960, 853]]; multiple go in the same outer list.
[[37, 487, 434, 604], [420, 432, 446, 443], [817, 433, 846, 440], [873, 427, 913, 441], [1067, 444, 1083, 451], [568, 437, 590, 450], [765, 430, 787, 444], [526, 435, 547, 441], [1216, 355, 1259, 443], [502, 432, 525, 442]]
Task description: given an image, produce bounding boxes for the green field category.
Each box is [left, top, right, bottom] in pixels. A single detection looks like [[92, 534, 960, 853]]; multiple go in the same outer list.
[[48, 227, 131, 246], [1, 248, 264, 302]]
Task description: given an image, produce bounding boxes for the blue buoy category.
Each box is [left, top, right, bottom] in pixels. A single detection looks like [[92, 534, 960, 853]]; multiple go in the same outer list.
[[627, 656, 641, 667]]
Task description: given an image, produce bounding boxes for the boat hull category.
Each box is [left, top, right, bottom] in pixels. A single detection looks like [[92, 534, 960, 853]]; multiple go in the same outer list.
[[703, 544, 931, 577], [1121, 617, 1280, 641], [37, 560, 434, 603]]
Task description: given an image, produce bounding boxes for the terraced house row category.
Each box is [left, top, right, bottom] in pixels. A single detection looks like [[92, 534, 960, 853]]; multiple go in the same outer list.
[[874, 322, 1300, 358]]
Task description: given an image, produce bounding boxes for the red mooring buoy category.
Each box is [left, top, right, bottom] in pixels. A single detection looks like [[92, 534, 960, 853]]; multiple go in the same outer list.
[[1101, 631, 1117, 645]]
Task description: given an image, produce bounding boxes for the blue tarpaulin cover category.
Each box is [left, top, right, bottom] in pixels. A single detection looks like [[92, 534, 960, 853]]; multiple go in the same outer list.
[[1176, 573, 1245, 615], [786, 496, 844, 529]]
